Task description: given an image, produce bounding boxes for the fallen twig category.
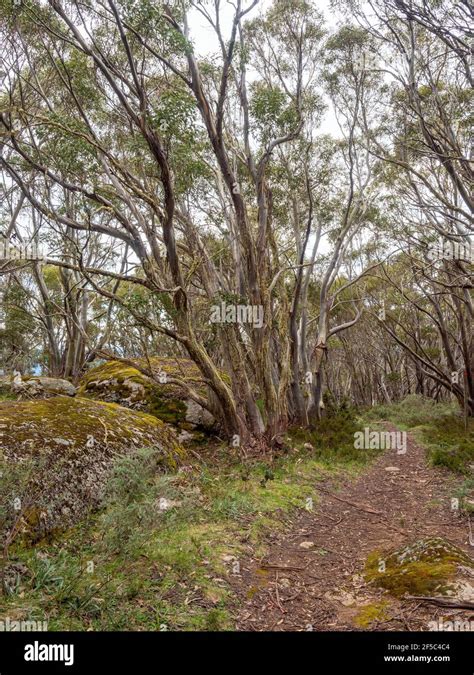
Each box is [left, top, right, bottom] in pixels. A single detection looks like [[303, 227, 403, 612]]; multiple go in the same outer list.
[[406, 596, 474, 610], [259, 563, 307, 572], [318, 489, 382, 515]]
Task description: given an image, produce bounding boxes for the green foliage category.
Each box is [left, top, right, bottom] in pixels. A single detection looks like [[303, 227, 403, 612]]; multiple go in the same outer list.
[[100, 448, 176, 555], [323, 24, 373, 83], [365, 395, 457, 428], [424, 419, 474, 474], [366, 396, 473, 473], [454, 478, 474, 513], [251, 83, 286, 124], [149, 83, 211, 194], [289, 408, 377, 464], [0, 280, 40, 373], [250, 82, 298, 143], [35, 113, 99, 179]]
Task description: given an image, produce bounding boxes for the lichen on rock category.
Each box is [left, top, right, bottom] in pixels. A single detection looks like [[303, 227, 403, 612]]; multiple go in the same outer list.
[[365, 537, 473, 598], [0, 373, 77, 399], [78, 358, 218, 434], [0, 396, 184, 540]]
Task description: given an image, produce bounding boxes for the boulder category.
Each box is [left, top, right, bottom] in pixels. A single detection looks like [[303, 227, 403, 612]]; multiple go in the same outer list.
[[365, 537, 473, 598], [79, 358, 218, 435], [0, 396, 184, 539], [7, 374, 77, 398], [31, 376, 77, 397]]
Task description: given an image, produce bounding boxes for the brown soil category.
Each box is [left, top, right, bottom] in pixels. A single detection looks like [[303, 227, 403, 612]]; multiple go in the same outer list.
[[229, 427, 474, 631]]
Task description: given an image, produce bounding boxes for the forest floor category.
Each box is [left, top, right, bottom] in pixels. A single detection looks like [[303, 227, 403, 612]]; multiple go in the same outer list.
[[230, 425, 473, 631], [1, 397, 472, 631]]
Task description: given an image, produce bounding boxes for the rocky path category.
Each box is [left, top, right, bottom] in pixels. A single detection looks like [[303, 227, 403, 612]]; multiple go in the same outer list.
[[231, 428, 473, 631]]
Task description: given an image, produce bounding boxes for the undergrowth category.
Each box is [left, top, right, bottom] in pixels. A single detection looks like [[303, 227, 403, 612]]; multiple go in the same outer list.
[[365, 395, 473, 474], [2, 399, 470, 631], [0, 412, 371, 631]]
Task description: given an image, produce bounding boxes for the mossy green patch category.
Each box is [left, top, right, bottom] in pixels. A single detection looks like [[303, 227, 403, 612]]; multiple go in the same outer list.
[[147, 391, 187, 426], [78, 358, 219, 431], [0, 395, 182, 462], [354, 601, 390, 628], [79, 357, 222, 398], [365, 537, 472, 598]]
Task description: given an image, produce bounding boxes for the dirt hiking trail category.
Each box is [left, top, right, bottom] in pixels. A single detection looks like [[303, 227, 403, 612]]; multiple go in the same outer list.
[[231, 427, 473, 631]]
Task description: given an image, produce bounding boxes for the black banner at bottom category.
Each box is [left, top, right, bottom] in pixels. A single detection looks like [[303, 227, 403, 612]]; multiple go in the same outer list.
[[0, 631, 471, 674]]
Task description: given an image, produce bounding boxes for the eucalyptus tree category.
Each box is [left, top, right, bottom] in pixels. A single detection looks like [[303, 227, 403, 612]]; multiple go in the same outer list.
[[0, 0, 328, 442], [0, 272, 40, 373], [0, 170, 124, 378], [340, 0, 474, 414], [3, 0, 465, 442], [298, 24, 387, 421]]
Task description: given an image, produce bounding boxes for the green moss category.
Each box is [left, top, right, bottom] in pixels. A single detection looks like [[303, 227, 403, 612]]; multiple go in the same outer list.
[[0, 396, 182, 464], [79, 357, 221, 397], [0, 396, 185, 541], [365, 537, 472, 598], [78, 358, 220, 431], [354, 601, 390, 628], [148, 391, 187, 425]]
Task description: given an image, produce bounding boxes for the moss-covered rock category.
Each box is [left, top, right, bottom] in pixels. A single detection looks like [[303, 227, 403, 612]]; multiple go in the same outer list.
[[0, 396, 184, 540], [365, 537, 473, 598], [0, 374, 77, 399], [79, 358, 218, 435]]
